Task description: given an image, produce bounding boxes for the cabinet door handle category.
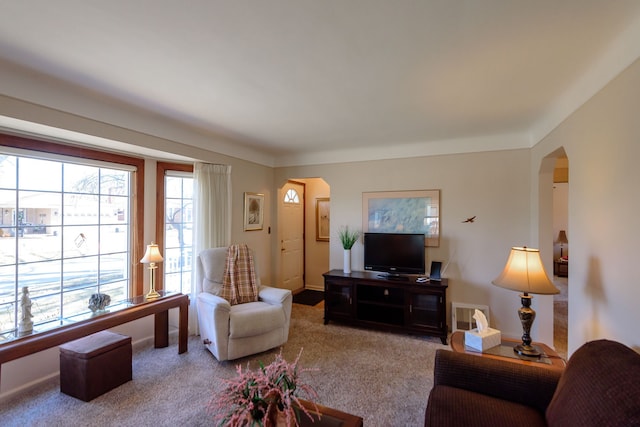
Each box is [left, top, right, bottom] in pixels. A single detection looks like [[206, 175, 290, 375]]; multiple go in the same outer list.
[[409, 304, 412, 313]]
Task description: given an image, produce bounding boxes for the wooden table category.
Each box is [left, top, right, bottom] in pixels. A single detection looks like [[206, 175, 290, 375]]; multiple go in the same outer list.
[[297, 399, 363, 427], [450, 331, 566, 370], [0, 291, 189, 382]]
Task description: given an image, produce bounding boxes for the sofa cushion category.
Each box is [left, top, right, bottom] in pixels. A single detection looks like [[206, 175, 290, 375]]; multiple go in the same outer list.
[[426, 385, 547, 427], [546, 339, 640, 427], [229, 302, 285, 338]]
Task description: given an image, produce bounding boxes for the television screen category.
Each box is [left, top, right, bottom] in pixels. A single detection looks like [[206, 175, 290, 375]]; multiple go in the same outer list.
[[364, 233, 425, 276]]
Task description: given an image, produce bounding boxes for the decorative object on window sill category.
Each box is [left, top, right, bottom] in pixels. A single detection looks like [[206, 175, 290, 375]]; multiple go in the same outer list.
[[88, 293, 111, 313], [140, 242, 164, 299], [209, 348, 319, 427], [18, 286, 33, 336], [338, 225, 360, 274], [492, 246, 559, 357]]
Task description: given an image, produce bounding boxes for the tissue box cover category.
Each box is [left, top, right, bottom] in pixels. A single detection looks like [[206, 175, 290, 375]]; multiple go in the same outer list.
[[464, 328, 501, 351]]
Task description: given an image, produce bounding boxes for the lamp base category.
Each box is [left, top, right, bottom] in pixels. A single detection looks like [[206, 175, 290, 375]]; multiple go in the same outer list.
[[146, 263, 161, 299], [514, 343, 541, 358], [146, 289, 161, 299]]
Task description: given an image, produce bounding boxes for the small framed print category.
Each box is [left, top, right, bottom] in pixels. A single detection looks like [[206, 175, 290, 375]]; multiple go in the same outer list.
[[244, 192, 264, 231], [316, 197, 330, 241]]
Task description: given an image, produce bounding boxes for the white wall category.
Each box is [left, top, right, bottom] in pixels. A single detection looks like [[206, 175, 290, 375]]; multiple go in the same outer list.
[[532, 58, 640, 355], [275, 148, 539, 343]]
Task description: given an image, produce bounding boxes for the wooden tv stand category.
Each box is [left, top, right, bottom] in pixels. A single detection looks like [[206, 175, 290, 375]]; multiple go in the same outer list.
[[323, 270, 448, 344]]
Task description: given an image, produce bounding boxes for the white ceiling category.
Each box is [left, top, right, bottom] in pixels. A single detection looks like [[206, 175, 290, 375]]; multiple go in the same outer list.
[[1, 1, 640, 166]]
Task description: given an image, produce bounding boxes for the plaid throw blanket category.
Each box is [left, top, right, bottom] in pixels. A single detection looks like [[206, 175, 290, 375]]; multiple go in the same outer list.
[[220, 244, 259, 305]]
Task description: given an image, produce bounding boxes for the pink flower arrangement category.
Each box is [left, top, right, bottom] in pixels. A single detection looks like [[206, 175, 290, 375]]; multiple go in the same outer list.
[[209, 348, 319, 426]]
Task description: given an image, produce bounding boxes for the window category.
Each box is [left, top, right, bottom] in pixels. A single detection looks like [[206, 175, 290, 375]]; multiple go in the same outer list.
[[0, 136, 143, 341], [284, 188, 300, 204], [156, 163, 193, 295]]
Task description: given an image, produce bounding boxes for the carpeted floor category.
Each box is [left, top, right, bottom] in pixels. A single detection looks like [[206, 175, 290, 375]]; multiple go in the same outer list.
[[0, 302, 448, 426], [292, 289, 324, 306]]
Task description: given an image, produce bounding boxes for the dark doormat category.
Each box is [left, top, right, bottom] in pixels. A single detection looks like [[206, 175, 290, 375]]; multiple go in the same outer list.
[[293, 290, 324, 306]]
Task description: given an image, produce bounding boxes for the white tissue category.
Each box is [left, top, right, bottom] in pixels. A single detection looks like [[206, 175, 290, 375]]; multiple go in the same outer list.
[[473, 309, 488, 332]]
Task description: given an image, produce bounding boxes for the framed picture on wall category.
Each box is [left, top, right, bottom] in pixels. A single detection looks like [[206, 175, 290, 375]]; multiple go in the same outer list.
[[244, 192, 264, 231], [316, 197, 330, 241], [362, 189, 440, 247]]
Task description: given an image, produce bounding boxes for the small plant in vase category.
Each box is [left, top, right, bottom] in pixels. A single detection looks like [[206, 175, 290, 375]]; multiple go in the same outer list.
[[209, 349, 319, 426], [338, 226, 360, 273]]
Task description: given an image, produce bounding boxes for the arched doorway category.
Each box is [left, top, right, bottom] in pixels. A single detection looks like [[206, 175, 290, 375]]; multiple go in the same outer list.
[[538, 147, 569, 360], [552, 155, 569, 359], [276, 177, 330, 292]]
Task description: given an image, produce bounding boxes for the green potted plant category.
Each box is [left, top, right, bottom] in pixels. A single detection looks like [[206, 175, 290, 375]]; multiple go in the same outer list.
[[338, 226, 360, 273]]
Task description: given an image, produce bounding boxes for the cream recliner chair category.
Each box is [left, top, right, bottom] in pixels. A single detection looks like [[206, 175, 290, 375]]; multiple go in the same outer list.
[[196, 247, 293, 361]]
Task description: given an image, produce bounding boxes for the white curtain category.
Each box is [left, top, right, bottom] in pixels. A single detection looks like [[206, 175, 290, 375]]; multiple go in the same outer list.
[[190, 163, 232, 333]]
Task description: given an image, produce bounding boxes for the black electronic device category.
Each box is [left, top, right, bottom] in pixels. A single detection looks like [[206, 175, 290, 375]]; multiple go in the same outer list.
[[364, 232, 425, 278], [429, 261, 442, 281]]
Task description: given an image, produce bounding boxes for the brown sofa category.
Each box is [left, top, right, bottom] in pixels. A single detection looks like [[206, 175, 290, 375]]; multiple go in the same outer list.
[[425, 339, 640, 427]]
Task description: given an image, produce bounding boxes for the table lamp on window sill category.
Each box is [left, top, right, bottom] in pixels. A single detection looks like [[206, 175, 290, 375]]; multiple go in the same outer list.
[[140, 242, 163, 299], [492, 246, 559, 357]]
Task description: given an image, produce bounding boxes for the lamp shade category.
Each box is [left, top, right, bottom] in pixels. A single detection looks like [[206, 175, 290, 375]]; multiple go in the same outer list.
[[556, 230, 568, 244], [140, 242, 164, 264], [492, 247, 559, 295]]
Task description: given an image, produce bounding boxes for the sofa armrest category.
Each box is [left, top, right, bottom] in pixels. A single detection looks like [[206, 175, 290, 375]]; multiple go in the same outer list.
[[259, 286, 293, 341], [259, 286, 292, 305], [197, 291, 231, 311], [433, 349, 561, 413], [196, 292, 233, 360]]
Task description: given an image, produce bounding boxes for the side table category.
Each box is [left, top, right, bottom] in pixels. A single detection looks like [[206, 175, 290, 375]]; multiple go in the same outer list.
[[450, 331, 566, 370], [297, 399, 363, 427], [554, 260, 568, 277]]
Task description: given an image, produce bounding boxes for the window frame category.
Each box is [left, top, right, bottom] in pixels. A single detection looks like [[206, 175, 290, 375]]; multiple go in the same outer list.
[[0, 133, 146, 297], [155, 162, 193, 292]]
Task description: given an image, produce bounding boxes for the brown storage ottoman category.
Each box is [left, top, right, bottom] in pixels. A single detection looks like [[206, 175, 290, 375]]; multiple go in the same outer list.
[[60, 330, 132, 401]]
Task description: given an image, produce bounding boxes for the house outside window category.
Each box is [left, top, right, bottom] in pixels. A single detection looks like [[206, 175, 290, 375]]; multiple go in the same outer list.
[[162, 172, 193, 294], [155, 162, 193, 296], [0, 149, 134, 341]]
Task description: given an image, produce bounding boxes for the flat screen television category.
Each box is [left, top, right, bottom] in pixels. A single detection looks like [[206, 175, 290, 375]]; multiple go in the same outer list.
[[364, 232, 425, 278]]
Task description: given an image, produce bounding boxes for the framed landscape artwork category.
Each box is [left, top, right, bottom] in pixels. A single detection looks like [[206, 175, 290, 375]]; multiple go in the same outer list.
[[362, 189, 440, 247], [316, 197, 330, 241], [244, 192, 264, 231]]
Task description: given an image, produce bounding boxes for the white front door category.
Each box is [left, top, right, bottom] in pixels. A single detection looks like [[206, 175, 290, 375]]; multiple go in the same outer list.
[[278, 181, 304, 291]]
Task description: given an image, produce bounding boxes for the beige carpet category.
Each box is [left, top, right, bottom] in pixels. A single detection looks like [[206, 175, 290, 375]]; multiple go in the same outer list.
[[1, 303, 448, 426]]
